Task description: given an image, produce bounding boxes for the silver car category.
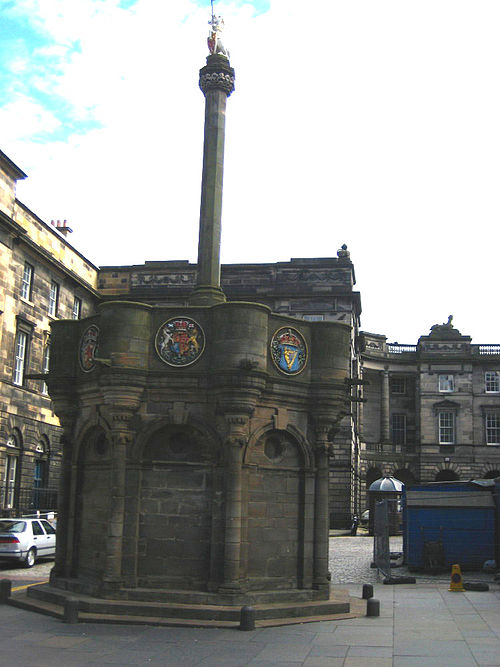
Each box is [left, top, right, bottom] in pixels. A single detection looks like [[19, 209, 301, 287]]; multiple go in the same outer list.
[[0, 518, 56, 568]]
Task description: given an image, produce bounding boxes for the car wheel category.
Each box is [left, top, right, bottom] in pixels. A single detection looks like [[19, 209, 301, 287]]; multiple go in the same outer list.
[[24, 548, 36, 568]]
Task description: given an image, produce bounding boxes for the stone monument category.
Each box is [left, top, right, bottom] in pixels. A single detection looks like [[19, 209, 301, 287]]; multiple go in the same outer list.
[[27, 13, 354, 624]]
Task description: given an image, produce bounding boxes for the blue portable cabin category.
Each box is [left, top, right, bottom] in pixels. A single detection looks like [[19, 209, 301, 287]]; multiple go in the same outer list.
[[402, 480, 496, 570]]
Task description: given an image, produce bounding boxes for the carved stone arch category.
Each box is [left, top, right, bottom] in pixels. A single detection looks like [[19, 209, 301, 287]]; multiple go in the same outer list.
[[75, 422, 112, 465], [244, 422, 312, 469], [74, 414, 112, 464], [31, 426, 51, 454], [434, 464, 460, 481], [285, 423, 314, 470], [365, 466, 383, 491], [36, 433, 51, 456], [482, 468, 500, 479], [6, 420, 24, 449], [392, 467, 418, 487], [134, 417, 221, 465]]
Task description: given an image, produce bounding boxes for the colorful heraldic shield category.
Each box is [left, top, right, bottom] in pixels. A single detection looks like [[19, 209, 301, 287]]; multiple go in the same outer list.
[[79, 324, 99, 372], [270, 327, 308, 375], [155, 317, 205, 367]]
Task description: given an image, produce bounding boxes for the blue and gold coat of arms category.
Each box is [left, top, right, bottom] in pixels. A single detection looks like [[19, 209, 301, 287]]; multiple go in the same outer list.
[[270, 327, 307, 375]]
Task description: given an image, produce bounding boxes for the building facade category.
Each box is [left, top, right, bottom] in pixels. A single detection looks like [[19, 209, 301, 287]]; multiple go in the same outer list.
[[0, 150, 99, 516], [360, 319, 500, 512]]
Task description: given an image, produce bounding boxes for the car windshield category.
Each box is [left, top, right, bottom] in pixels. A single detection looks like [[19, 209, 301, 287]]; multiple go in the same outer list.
[[0, 520, 26, 533]]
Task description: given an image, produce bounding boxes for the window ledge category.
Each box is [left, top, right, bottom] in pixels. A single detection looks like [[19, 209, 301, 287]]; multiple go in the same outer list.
[[20, 297, 34, 307]]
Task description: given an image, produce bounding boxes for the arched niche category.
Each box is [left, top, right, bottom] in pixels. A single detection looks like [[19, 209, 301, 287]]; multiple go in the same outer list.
[[435, 469, 459, 482], [393, 468, 417, 487], [73, 425, 112, 582], [365, 467, 382, 491], [136, 424, 218, 590], [243, 429, 309, 591]]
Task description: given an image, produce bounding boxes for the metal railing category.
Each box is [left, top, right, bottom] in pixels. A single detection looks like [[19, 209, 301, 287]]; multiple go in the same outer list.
[[475, 345, 500, 356], [386, 344, 417, 354], [0, 485, 58, 516]]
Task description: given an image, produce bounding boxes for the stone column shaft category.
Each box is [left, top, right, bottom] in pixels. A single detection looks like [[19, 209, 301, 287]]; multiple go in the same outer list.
[[51, 437, 73, 578], [313, 432, 330, 591], [102, 431, 128, 588], [221, 441, 242, 590], [381, 369, 390, 442], [197, 88, 227, 290], [189, 54, 235, 307]]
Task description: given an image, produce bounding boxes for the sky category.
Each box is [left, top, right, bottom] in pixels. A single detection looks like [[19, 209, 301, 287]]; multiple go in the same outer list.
[[1, 0, 499, 344]]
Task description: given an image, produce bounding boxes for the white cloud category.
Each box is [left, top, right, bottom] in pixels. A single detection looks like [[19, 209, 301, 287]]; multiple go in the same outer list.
[[0, 96, 61, 141], [2, 0, 500, 343]]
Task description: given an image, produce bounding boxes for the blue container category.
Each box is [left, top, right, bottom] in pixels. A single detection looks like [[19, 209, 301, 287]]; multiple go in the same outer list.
[[402, 481, 496, 570]]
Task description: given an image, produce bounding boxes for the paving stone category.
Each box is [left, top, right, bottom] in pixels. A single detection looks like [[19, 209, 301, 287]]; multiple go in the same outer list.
[[307, 643, 349, 657], [302, 659, 344, 667], [330, 626, 393, 647], [394, 657, 478, 667], [466, 638, 500, 665], [394, 638, 475, 658], [344, 659, 392, 667], [347, 646, 393, 657]]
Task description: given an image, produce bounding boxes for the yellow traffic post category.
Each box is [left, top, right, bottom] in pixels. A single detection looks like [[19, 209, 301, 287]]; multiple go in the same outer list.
[[449, 563, 465, 591]]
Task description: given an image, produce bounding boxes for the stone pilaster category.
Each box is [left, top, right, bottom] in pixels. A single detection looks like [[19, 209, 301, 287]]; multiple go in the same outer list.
[[48, 398, 77, 581], [189, 54, 235, 307], [100, 420, 131, 593], [99, 388, 142, 594], [381, 368, 390, 442], [218, 414, 247, 594], [312, 422, 331, 591]]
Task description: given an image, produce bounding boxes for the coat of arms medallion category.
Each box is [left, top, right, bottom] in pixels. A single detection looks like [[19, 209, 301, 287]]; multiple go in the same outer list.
[[270, 327, 307, 375], [79, 324, 99, 372], [155, 317, 205, 367]]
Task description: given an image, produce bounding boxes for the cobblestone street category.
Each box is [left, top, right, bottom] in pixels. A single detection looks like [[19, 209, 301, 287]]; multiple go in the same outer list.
[[329, 534, 401, 584], [329, 533, 495, 586]]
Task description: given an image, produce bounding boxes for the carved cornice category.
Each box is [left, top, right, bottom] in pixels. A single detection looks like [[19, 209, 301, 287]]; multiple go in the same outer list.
[[199, 70, 235, 95], [199, 56, 235, 96]]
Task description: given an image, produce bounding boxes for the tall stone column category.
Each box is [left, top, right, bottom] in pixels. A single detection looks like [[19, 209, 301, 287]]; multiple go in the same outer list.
[[381, 368, 390, 443], [313, 423, 331, 591], [189, 54, 235, 306]]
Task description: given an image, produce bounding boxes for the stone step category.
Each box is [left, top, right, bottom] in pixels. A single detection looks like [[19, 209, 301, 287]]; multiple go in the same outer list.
[[10, 584, 358, 628], [10, 590, 361, 629]]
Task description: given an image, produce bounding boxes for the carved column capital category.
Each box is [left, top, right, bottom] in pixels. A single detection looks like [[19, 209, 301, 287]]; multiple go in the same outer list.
[[199, 55, 235, 96], [312, 419, 335, 454], [222, 413, 250, 443]]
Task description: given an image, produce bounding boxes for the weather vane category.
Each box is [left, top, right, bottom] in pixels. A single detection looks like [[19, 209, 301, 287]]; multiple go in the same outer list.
[[207, 0, 230, 58]]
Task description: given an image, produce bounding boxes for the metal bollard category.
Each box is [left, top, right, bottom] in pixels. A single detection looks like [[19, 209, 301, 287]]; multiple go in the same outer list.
[[239, 605, 256, 631], [362, 584, 374, 599], [64, 597, 79, 624], [366, 597, 380, 617], [0, 579, 12, 603]]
